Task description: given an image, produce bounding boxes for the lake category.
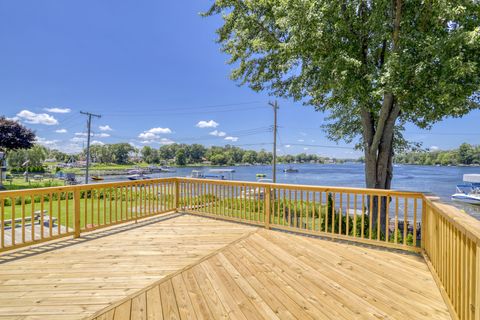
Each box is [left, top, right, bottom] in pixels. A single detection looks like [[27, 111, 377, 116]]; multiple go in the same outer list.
[[96, 163, 480, 219]]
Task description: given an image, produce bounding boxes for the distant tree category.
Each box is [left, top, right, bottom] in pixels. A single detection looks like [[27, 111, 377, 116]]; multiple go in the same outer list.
[[205, 0, 480, 232], [141, 146, 159, 164], [210, 153, 228, 165], [175, 148, 187, 166], [458, 143, 475, 165], [109, 143, 134, 164], [242, 151, 257, 164]]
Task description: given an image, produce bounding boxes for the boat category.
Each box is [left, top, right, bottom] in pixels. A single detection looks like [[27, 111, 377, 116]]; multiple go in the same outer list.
[[160, 166, 176, 172], [284, 166, 299, 173], [127, 169, 144, 175], [256, 173, 267, 178], [451, 174, 480, 205], [127, 173, 151, 181], [241, 178, 273, 200], [91, 175, 104, 181], [188, 169, 235, 180], [189, 170, 205, 179]]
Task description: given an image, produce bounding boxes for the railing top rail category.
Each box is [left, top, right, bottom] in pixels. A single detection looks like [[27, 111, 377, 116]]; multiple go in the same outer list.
[[177, 177, 425, 198], [0, 177, 177, 197], [425, 196, 480, 245]]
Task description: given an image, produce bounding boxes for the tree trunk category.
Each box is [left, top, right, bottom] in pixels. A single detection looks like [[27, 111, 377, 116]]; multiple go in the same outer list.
[[363, 95, 398, 238]]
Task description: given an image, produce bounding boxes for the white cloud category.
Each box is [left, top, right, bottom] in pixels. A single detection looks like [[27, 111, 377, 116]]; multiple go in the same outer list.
[[96, 133, 110, 138], [55, 128, 68, 133], [160, 138, 175, 145], [298, 139, 305, 142], [304, 147, 309, 151], [16, 110, 58, 125], [70, 137, 85, 142], [429, 146, 440, 151], [43, 107, 71, 113], [36, 137, 59, 146], [138, 127, 172, 140], [285, 145, 291, 148], [74, 132, 109, 138], [224, 136, 239, 142], [209, 130, 226, 137], [140, 138, 175, 145], [91, 140, 104, 146], [196, 120, 219, 128], [138, 132, 156, 140], [99, 125, 113, 131], [148, 127, 172, 134]]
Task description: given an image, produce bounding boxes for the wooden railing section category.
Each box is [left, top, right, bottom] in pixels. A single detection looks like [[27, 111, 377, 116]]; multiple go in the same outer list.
[[1, 177, 479, 319], [0, 178, 177, 252], [423, 197, 480, 320], [178, 178, 424, 252]]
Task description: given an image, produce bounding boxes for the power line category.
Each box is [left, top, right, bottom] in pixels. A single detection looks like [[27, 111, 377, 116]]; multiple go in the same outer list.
[[106, 106, 268, 117]]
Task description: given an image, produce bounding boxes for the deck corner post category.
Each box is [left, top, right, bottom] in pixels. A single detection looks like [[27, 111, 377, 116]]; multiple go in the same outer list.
[[265, 186, 272, 229], [174, 179, 180, 212], [73, 189, 81, 238], [475, 244, 480, 320]]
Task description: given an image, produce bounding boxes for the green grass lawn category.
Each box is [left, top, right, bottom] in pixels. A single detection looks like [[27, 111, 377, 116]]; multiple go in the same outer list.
[[3, 177, 64, 191], [1, 191, 175, 229]]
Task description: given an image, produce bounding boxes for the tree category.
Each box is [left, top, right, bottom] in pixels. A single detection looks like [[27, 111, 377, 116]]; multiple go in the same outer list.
[[0, 117, 35, 152], [141, 146, 159, 164], [242, 151, 257, 164], [0, 117, 36, 187], [109, 143, 134, 164], [458, 143, 475, 165], [205, 0, 480, 232], [175, 148, 187, 166]]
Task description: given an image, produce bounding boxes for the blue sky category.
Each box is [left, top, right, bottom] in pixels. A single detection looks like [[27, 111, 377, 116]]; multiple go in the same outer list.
[[1, 1, 478, 158]]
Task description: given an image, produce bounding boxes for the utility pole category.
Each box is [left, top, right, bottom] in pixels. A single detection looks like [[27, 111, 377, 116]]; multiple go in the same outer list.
[[80, 111, 101, 184], [269, 101, 279, 183]]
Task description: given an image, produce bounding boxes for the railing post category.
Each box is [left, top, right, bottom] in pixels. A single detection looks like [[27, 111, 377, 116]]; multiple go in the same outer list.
[[476, 244, 480, 320], [174, 179, 180, 212], [421, 198, 427, 250], [265, 186, 271, 229], [73, 189, 81, 238]]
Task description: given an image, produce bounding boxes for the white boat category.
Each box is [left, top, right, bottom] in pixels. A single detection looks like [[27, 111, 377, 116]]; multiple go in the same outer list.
[[127, 174, 151, 181], [284, 166, 299, 173], [451, 174, 480, 205], [240, 178, 273, 200], [189, 169, 235, 180], [189, 170, 205, 179]]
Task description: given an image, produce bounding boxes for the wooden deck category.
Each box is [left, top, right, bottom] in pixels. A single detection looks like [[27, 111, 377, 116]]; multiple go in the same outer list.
[[0, 214, 256, 320], [0, 213, 450, 320]]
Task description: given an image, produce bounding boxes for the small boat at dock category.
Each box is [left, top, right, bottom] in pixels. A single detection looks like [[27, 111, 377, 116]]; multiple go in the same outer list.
[[451, 174, 480, 205]]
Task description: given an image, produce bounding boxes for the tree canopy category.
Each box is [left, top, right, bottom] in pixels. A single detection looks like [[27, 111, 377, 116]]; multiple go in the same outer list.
[[204, 0, 480, 192], [0, 117, 36, 152]]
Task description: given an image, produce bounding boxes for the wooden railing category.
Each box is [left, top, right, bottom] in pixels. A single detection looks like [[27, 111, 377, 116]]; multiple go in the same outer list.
[[423, 197, 480, 320], [1, 177, 479, 319], [177, 178, 424, 252], [0, 178, 177, 252]]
